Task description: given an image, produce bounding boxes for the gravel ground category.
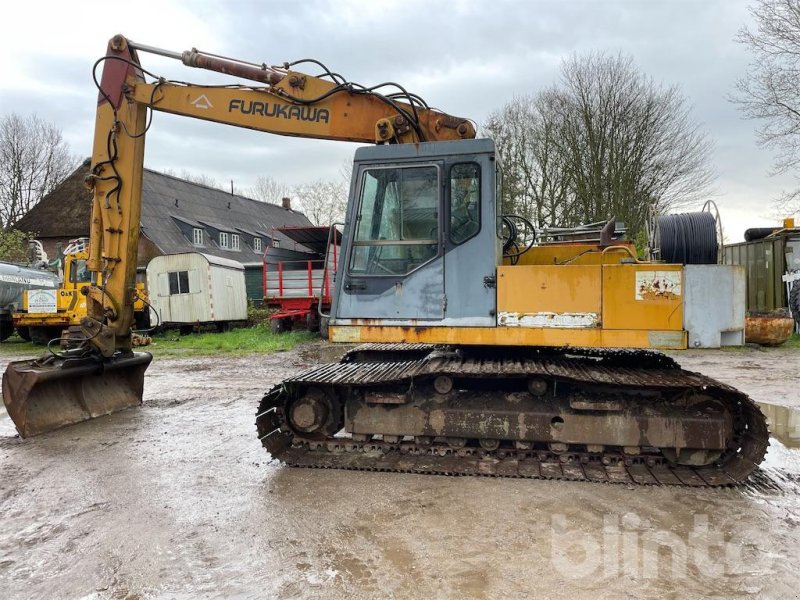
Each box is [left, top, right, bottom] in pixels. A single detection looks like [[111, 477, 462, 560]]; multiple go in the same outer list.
[[1, 341, 799, 599]]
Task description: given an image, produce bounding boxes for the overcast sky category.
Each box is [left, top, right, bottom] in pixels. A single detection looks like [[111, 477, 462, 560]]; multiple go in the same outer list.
[[0, 0, 795, 241]]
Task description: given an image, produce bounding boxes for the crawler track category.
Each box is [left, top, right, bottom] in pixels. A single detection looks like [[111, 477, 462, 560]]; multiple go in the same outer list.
[[256, 344, 769, 486]]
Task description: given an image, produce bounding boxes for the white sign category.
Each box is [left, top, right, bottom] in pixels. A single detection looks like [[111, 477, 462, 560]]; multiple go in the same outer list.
[[27, 289, 57, 313]]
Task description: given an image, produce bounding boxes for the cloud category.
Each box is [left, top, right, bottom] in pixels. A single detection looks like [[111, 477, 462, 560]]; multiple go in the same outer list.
[[1, 0, 794, 240]]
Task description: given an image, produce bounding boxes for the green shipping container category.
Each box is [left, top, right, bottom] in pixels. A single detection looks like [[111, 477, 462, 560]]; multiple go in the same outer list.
[[724, 237, 788, 312]]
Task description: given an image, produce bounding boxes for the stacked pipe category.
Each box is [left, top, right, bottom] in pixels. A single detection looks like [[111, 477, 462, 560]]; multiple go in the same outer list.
[[656, 212, 718, 264]]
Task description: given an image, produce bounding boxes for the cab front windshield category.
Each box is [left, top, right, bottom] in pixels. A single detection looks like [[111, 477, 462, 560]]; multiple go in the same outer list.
[[349, 166, 439, 276], [69, 259, 91, 283]]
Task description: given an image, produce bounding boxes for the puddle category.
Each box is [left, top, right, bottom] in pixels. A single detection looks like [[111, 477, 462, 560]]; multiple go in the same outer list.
[[758, 402, 800, 449]]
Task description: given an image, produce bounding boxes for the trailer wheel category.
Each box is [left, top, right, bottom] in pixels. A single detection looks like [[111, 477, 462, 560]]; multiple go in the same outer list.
[[270, 317, 293, 334], [319, 316, 330, 340], [16, 326, 31, 341], [306, 312, 320, 332]]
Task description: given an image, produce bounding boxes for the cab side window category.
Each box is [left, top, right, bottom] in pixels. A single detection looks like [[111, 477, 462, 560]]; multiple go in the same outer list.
[[449, 163, 480, 244]]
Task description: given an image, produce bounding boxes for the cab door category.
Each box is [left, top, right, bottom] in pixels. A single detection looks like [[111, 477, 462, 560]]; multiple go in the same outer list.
[[337, 163, 445, 320]]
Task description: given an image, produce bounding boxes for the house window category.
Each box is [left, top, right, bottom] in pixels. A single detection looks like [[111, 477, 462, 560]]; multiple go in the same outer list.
[[253, 238, 262, 252], [219, 232, 229, 248], [272, 239, 280, 248], [231, 234, 240, 250], [192, 228, 203, 245], [168, 271, 190, 295]]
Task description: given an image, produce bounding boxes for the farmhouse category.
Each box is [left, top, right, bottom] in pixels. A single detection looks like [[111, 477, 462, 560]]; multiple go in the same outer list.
[[15, 160, 317, 299]]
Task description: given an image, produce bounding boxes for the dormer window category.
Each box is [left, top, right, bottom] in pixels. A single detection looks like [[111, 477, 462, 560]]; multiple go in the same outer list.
[[192, 228, 203, 245], [253, 238, 262, 252], [219, 232, 229, 248], [231, 234, 240, 251]]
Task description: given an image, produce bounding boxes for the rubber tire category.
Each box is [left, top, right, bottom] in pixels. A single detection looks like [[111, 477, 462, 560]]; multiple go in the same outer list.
[[0, 318, 13, 342], [29, 326, 61, 346], [270, 317, 293, 334], [790, 281, 800, 329], [16, 326, 31, 341], [306, 312, 320, 333], [319, 316, 330, 340], [134, 310, 151, 331]]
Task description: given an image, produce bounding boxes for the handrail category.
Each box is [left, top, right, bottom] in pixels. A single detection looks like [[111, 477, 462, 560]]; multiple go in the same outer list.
[[318, 222, 343, 319]]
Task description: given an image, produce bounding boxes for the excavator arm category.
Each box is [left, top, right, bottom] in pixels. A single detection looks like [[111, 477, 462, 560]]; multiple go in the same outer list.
[[1, 34, 475, 437], [87, 34, 474, 355]]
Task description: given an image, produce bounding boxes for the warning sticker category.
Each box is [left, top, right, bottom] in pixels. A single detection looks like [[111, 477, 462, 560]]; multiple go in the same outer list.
[[635, 271, 682, 301]]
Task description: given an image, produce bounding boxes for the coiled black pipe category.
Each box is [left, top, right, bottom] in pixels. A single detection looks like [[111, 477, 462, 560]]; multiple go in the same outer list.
[[656, 212, 718, 264]]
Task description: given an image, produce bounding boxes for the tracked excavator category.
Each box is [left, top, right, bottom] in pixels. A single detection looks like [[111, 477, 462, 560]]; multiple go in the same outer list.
[[2, 35, 768, 486]]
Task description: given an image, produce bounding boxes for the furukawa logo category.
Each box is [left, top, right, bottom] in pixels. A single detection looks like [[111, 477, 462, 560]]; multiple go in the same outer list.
[[228, 99, 330, 123], [190, 94, 213, 109]]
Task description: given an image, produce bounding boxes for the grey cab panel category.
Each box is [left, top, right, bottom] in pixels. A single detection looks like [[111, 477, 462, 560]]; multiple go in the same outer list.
[[331, 139, 499, 325]]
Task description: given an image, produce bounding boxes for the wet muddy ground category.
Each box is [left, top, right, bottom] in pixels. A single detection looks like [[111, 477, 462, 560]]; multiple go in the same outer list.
[[1, 342, 799, 599]]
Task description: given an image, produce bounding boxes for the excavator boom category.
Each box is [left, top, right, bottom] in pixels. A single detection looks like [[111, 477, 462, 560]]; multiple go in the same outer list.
[[1, 34, 475, 437]]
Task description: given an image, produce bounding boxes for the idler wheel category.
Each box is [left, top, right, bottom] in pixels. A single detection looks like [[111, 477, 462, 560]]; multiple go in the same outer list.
[[289, 388, 330, 434], [434, 376, 453, 394]]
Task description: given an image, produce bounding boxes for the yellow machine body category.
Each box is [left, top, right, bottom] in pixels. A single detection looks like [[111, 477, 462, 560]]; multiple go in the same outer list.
[[329, 243, 687, 350], [13, 251, 147, 337]]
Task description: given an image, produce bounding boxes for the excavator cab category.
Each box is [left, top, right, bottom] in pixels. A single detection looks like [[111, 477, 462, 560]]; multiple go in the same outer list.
[[332, 139, 499, 327]]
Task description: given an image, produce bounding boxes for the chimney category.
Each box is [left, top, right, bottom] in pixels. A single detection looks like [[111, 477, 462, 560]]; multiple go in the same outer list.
[[281, 197, 291, 210]]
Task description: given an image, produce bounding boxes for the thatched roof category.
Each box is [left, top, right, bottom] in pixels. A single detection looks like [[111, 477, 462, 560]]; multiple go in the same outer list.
[[14, 161, 315, 267], [15, 159, 93, 238]]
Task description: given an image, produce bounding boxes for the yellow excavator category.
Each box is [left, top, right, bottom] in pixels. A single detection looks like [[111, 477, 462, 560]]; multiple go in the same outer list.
[[12, 239, 149, 345], [2, 35, 768, 486]]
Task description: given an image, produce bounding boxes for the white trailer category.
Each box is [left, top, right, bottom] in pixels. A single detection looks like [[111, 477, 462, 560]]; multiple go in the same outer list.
[[146, 253, 247, 330]]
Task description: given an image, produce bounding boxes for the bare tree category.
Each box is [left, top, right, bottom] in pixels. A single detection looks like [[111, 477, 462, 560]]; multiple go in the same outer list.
[[248, 175, 291, 205], [293, 179, 347, 225], [0, 114, 78, 229], [484, 53, 714, 237], [733, 0, 800, 210], [159, 168, 243, 193]]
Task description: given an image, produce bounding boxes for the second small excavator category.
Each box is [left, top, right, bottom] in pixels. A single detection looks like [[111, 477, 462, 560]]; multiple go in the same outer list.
[[2, 36, 768, 486]]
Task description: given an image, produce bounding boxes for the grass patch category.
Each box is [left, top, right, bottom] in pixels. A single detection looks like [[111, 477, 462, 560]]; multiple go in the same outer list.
[[785, 333, 800, 349], [0, 325, 316, 360], [0, 334, 40, 357], [147, 324, 315, 357]]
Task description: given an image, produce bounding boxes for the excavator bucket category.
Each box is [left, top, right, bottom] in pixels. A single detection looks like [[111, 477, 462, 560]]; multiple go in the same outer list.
[[2, 352, 152, 438]]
